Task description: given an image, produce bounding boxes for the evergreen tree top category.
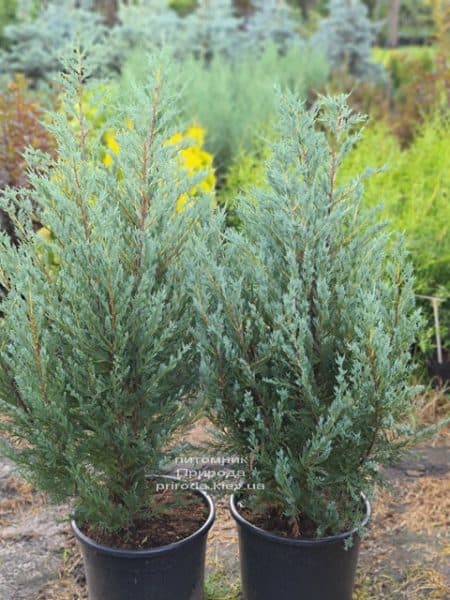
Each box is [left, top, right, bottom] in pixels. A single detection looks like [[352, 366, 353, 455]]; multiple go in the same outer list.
[[313, 0, 384, 81], [245, 0, 303, 53]]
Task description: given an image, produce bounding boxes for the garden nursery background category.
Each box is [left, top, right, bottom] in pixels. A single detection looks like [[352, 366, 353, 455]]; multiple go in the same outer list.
[[0, 0, 449, 599]]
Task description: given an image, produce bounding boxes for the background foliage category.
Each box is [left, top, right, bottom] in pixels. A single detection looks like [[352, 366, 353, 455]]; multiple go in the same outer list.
[[341, 115, 450, 350]]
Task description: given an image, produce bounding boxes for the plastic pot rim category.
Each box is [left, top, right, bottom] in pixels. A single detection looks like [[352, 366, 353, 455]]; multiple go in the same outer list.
[[72, 484, 215, 559], [229, 492, 371, 547]]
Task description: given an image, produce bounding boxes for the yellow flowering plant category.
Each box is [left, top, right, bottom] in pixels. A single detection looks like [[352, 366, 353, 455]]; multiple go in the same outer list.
[[78, 84, 216, 209], [103, 121, 215, 211], [38, 84, 216, 269], [164, 124, 216, 212]]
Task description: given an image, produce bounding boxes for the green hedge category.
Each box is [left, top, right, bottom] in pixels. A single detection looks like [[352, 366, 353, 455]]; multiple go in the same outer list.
[[340, 115, 450, 351]]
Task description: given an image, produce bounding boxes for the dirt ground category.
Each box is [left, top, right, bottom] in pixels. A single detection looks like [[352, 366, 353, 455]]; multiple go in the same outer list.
[[0, 417, 448, 600]]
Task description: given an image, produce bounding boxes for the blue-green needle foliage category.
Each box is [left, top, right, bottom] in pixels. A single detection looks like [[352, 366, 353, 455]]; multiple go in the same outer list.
[[191, 94, 422, 537], [312, 0, 384, 81], [0, 3, 112, 81], [0, 48, 208, 535]]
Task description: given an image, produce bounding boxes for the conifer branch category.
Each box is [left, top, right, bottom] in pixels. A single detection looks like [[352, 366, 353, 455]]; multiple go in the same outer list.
[[27, 291, 48, 405]]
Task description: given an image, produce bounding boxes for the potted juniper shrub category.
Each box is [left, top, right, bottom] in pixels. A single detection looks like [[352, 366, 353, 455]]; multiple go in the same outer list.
[[0, 49, 214, 600], [191, 94, 423, 600]]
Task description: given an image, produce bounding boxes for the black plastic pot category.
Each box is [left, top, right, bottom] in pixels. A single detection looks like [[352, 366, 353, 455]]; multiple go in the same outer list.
[[72, 487, 215, 600], [230, 494, 371, 600], [428, 350, 450, 386]]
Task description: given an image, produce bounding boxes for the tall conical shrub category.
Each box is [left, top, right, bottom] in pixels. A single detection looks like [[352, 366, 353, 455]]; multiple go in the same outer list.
[[191, 93, 422, 537], [0, 47, 209, 538]]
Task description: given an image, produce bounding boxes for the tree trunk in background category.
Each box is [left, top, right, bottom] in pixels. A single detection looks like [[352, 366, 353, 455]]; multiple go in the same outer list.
[[234, 0, 254, 17], [94, 0, 119, 25], [388, 0, 401, 47], [299, 0, 318, 19]]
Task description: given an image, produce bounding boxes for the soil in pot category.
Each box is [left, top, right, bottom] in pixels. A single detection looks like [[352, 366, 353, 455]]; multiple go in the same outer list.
[[73, 483, 215, 600], [240, 504, 320, 539], [80, 488, 209, 549]]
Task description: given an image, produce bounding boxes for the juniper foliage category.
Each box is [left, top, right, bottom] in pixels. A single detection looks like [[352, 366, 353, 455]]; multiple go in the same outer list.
[[0, 48, 208, 535], [170, 43, 329, 170], [0, 3, 112, 81], [183, 0, 244, 61], [244, 0, 303, 54], [191, 94, 423, 537], [312, 0, 384, 81], [115, 0, 183, 56]]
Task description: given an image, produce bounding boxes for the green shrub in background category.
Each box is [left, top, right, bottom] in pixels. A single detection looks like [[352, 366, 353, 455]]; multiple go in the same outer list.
[[375, 2, 449, 147], [373, 46, 436, 92], [0, 3, 113, 81], [361, 0, 434, 45], [312, 0, 384, 81], [117, 0, 303, 63], [1, 0, 312, 84], [115, 0, 188, 60], [340, 114, 450, 351], [393, 0, 434, 44], [182, 0, 244, 61], [0, 0, 16, 47], [169, 0, 197, 16], [218, 138, 270, 226], [244, 0, 303, 53], [148, 44, 328, 172]]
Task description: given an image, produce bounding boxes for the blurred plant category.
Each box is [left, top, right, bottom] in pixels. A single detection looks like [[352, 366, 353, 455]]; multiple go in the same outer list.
[[117, 0, 245, 62], [0, 74, 54, 189], [373, 45, 436, 92], [318, 68, 390, 127], [385, 0, 450, 145], [312, 0, 384, 81], [115, 0, 183, 58], [340, 114, 450, 350], [169, 0, 198, 15], [218, 138, 270, 227], [243, 0, 303, 53], [0, 74, 54, 237], [165, 125, 216, 212], [370, 0, 434, 46], [116, 0, 307, 65], [0, 3, 113, 82], [183, 0, 244, 61], [395, 0, 434, 45], [127, 43, 328, 172], [13, 0, 41, 20], [0, 0, 16, 46], [428, 0, 450, 54]]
